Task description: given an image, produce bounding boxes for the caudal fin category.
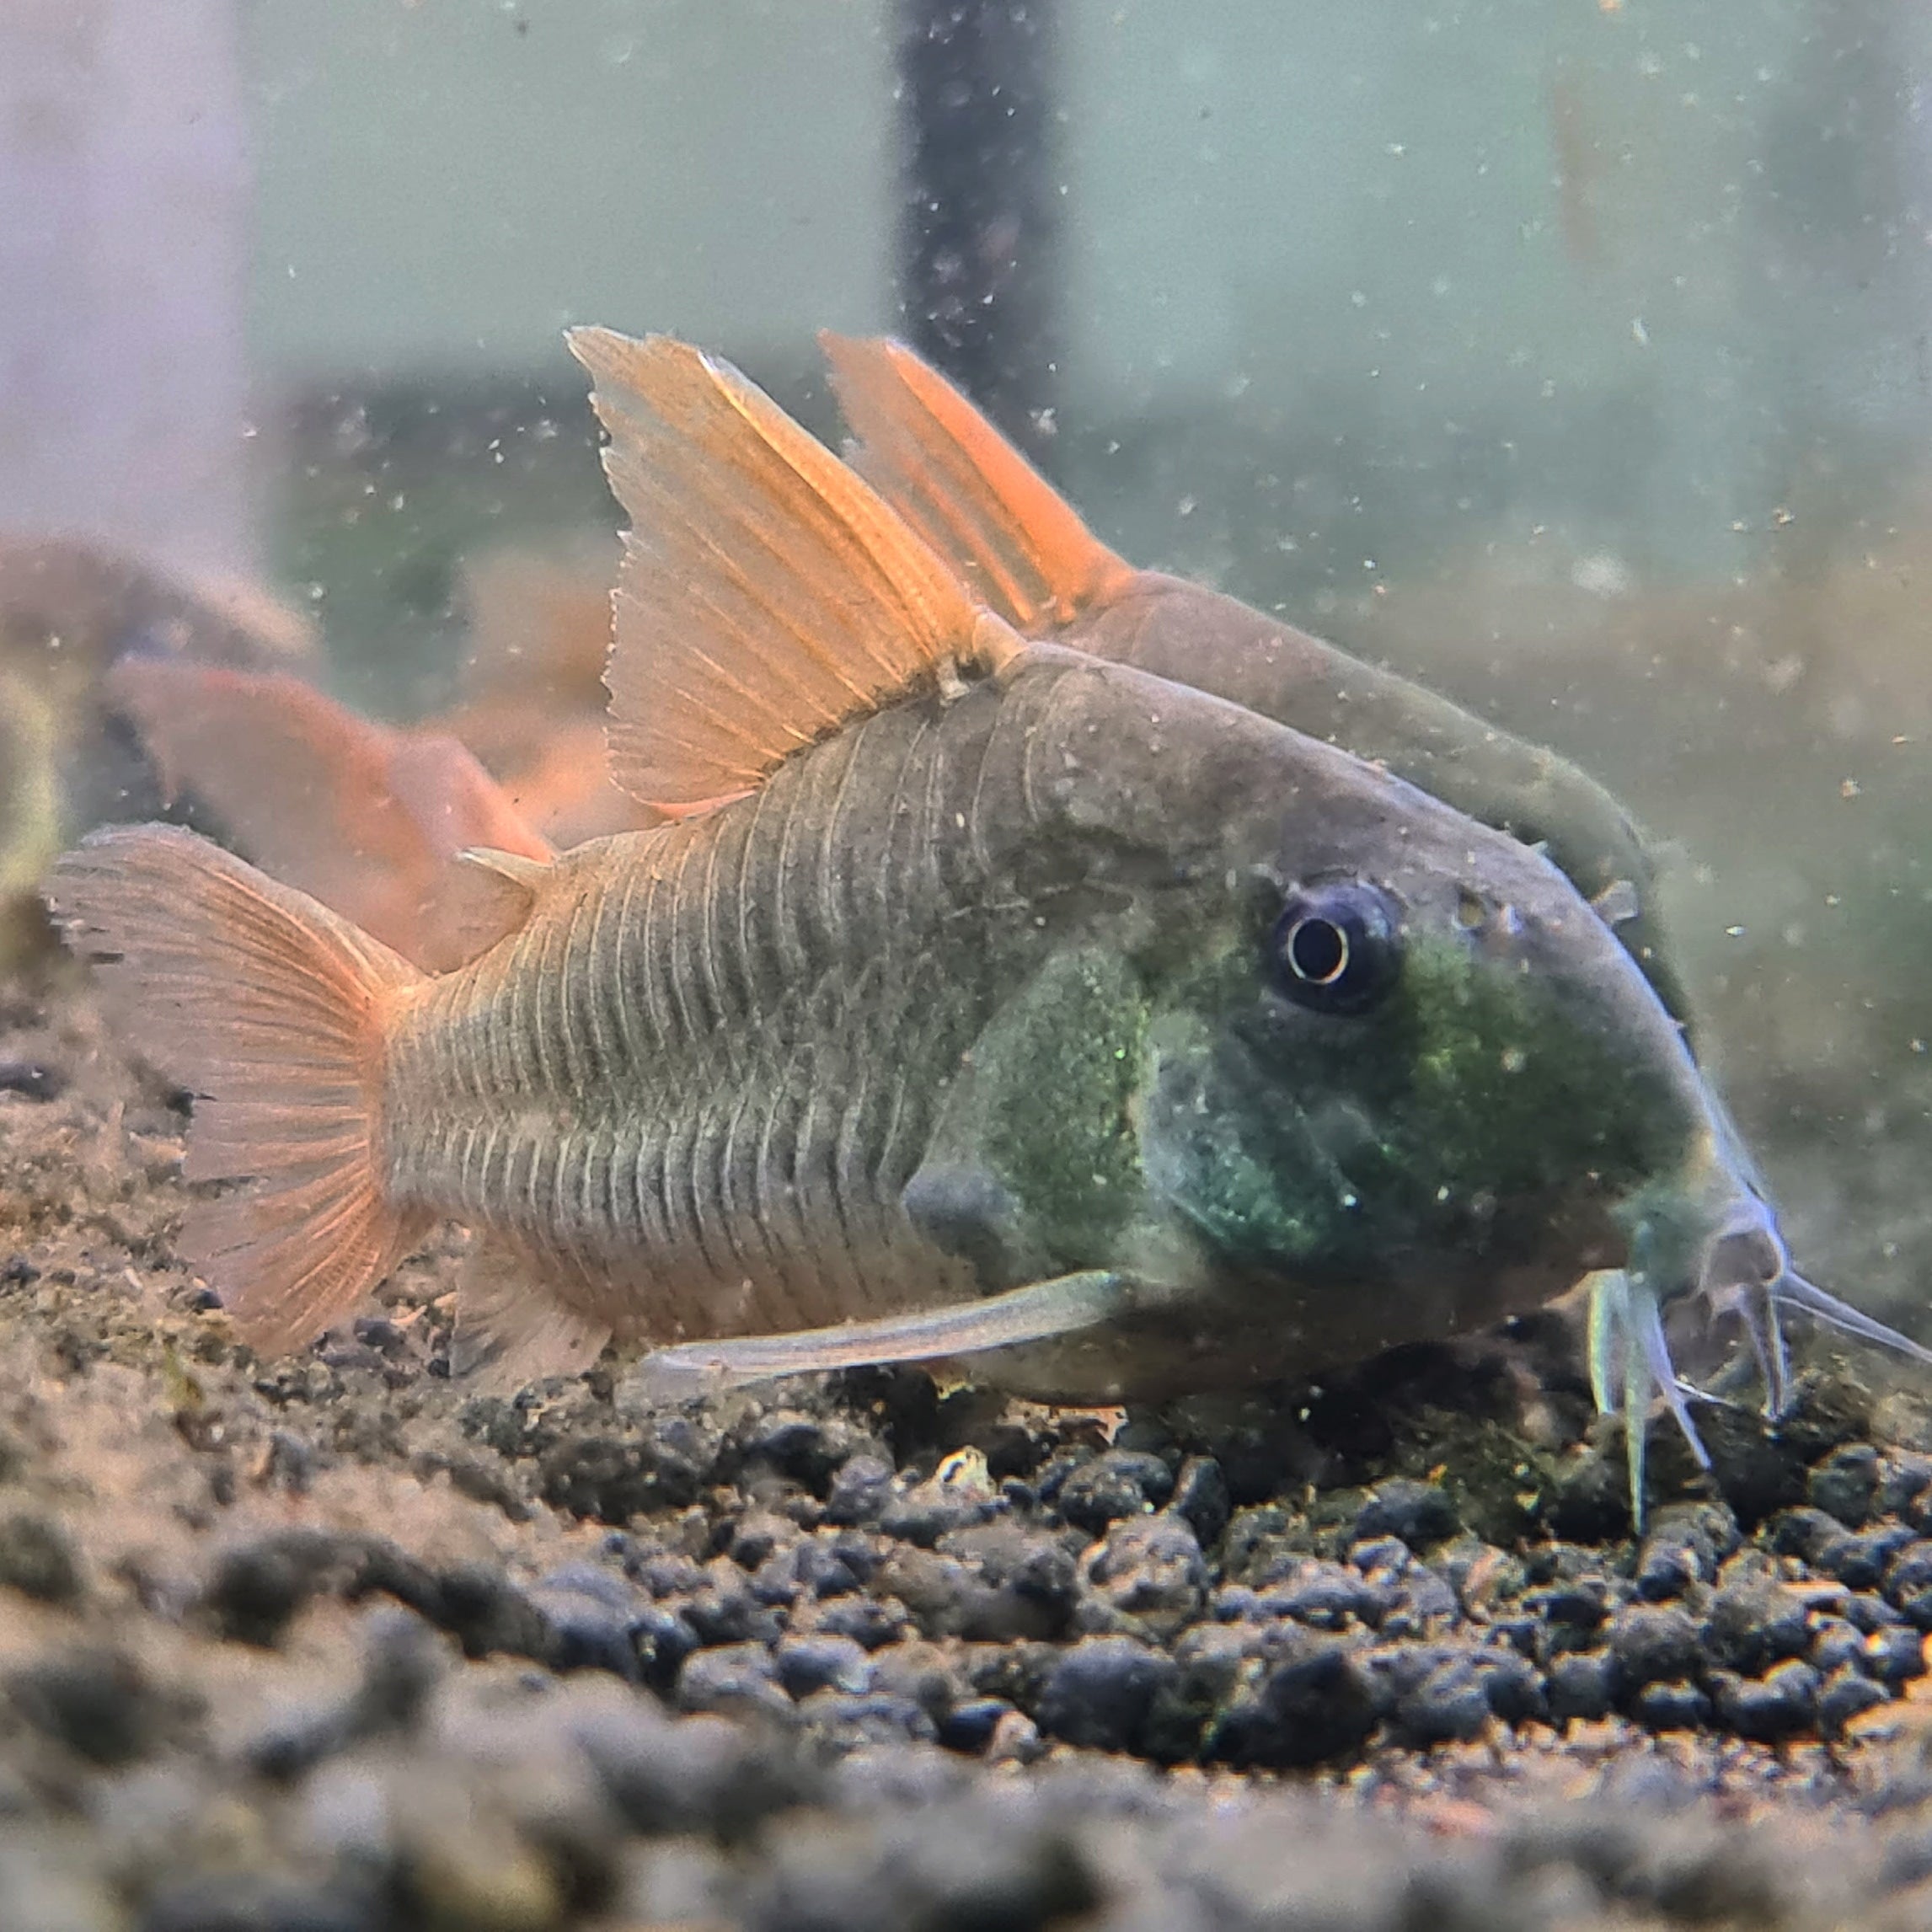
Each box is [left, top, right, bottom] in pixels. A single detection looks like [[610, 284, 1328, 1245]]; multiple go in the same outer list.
[[47, 825, 431, 1354], [821, 333, 1135, 633]]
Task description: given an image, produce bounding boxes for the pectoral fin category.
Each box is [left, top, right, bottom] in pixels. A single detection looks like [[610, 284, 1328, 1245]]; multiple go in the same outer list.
[[621, 1271, 1134, 1404]]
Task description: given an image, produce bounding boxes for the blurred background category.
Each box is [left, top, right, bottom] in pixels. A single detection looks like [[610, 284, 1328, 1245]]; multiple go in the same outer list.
[[4, 0, 1930, 1313]]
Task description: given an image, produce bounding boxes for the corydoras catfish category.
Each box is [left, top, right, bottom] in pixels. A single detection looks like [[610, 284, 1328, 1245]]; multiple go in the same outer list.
[[49, 332, 1927, 1520], [823, 334, 1691, 1030]]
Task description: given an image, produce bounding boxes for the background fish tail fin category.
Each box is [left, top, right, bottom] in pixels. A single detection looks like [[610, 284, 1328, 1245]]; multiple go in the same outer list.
[[107, 659, 547, 971], [46, 825, 429, 1354], [567, 325, 1020, 814], [821, 332, 1134, 632]]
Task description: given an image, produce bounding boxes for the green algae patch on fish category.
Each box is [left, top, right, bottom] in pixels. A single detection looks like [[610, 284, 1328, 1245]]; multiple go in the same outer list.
[[927, 946, 1153, 1270], [1387, 930, 1693, 1204]]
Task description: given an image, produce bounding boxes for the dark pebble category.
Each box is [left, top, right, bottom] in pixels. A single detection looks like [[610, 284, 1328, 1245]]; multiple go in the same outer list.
[[734, 1410, 865, 1493], [725, 1512, 791, 1573], [681, 1567, 782, 1649], [1865, 1623, 1928, 1687], [1547, 1651, 1617, 1723], [1081, 1512, 1207, 1632], [937, 1696, 1014, 1754], [793, 1534, 871, 1599], [1212, 1636, 1378, 1769], [1887, 1540, 1932, 1629], [1608, 1604, 1703, 1689], [1381, 1562, 1458, 1634], [811, 1595, 910, 1651], [1477, 1648, 1549, 1725], [1169, 1456, 1231, 1548], [676, 1641, 793, 1721], [1809, 1618, 1866, 1675], [775, 1633, 874, 1699], [351, 1315, 409, 1357], [1353, 1479, 1458, 1548], [1056, 1450, 1176, 1534], [824, 1453, 896, 1527], [1701, 1581, 1809, 1674], [630, 1603, 700, 1692], [1694, 1405, 1806, 1526], [795, 1689, 939, 1750], [1809, 1444, 1881, 1526], [1778, 1373, 1874, 1462], [576, 1707, 813, 1838], [1544, 1446, 1632, 1543], [1349, 1535, 1410, 1576], [1035, 1635, 1178, 1753], [1845, 1592, 1903, 1634], [1771, 1516, 1844, 1582], [1819, 1525, 1916, 1592], [877, 1474, 998, 1547], [433, 1561, 550, 1661], [1632, 1679, 1710, 1731], [1523, 1576, 1610, 1634], [1634, 1501, 1734, 1600], [1882, 1453, 1932, 1522], [1713, 1660, 1820, 1742], [1391, 1655, 1490, 1746], [8, 1647, 163, 1766], [527, 1572, 643, 1682], [0, 1061, 63, 1101], [204, 1530, 351, 1646], [540, 1416, 721, 1522], [1819, 1667, 1890, 1735], [1242, 1559, 1388, 1631], [0, 1511, 81, 1604]]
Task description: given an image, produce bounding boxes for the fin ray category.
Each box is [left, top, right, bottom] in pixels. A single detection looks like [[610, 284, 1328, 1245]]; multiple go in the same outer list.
[[622, 1269, 1132, 1403], [47, 825, 431, 1353], [822, 333, 1135, 630], [567, 328, 1019, 813], [106, 660, 551, 971], [451, 1239, 611, 1390]]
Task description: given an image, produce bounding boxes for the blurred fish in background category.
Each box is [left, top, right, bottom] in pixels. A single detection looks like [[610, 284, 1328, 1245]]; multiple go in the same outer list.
[[0, 537, 315, 971]]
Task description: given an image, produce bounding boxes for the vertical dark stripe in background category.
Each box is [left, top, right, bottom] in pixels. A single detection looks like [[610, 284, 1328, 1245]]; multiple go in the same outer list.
[[895, 0, 1061, 468]]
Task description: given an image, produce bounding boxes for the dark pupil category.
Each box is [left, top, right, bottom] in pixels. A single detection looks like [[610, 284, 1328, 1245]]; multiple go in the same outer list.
[[1287, 916, 1347, 984]]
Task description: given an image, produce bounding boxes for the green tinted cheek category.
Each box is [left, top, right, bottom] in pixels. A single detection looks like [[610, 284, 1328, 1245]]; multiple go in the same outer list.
[[937, 948, 1153, 1260], [1141, 1010, 1341, 1265]]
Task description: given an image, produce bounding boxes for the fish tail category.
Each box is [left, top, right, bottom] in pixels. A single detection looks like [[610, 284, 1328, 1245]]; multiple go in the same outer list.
[[46, 824, 431, 1354], [105, 658, 552, 972], [821, 332, 1137, 632]]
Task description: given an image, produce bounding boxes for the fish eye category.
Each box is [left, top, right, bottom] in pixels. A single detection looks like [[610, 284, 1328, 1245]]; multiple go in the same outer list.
[[1267, 880, 1404, 1016]]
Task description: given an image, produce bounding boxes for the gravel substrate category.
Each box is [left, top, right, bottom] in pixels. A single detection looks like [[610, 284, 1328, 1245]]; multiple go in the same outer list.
[[11, 969, 1932, 1929]]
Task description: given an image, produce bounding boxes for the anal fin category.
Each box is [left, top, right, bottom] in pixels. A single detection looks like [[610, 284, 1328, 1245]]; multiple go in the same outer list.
[[452, 1239, 611, 1391]]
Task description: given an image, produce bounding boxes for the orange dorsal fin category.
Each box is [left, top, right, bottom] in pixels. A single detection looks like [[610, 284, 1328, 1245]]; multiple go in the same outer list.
[[821, 333, 1135, 634], [567, 328, 1021, 816]]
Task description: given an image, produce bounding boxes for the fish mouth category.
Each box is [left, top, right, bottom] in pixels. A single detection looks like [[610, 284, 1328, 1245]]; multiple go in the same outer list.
[[1586, 1153, 1932, 1526]]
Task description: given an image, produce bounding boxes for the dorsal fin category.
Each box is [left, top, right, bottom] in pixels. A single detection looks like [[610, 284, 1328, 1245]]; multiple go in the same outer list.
[[821, 334, 1136, 634], [567, 328, 1021, 816]]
